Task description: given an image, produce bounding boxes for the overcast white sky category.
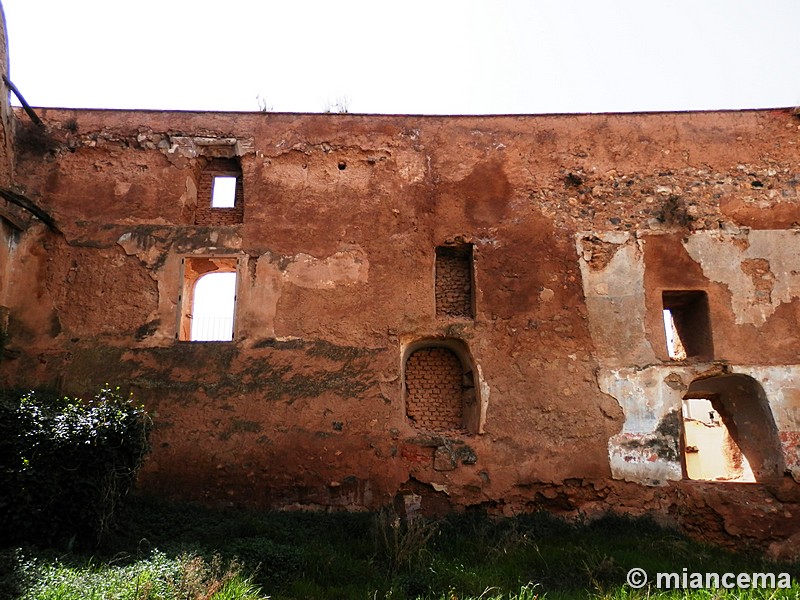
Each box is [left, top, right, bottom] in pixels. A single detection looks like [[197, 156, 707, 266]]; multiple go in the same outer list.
[[3, 0, 800, 115]]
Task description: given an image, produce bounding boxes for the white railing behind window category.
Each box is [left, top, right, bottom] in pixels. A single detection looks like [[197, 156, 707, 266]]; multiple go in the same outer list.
[[190, 316, 234, 342]]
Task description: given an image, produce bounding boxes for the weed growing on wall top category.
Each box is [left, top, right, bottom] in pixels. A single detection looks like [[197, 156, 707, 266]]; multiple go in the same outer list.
[[0, 386, 151, 548]]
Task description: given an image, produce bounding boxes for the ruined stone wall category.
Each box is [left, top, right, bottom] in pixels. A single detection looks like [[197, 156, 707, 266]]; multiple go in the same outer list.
[[0, 0, 13, 188], [0, 0, 17, 311], [3, 106, 800, 553]]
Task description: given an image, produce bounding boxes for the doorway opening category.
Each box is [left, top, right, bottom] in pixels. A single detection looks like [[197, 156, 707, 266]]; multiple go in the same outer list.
[[681, 374, 783, 482]]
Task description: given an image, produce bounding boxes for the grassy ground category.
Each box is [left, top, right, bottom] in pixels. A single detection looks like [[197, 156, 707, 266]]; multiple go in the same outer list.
[[1, 496, 798, 599]]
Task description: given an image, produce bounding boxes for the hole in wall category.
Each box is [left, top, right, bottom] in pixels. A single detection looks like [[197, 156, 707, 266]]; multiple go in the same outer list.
[[338, 161, 347, 171], [663, 310, 687, 360], [681, 374, 784, 482], [682, 395, 754, 482], [191, 272, 237, 341], [195, 158, 244, 225], [662, 291, 713, 361]]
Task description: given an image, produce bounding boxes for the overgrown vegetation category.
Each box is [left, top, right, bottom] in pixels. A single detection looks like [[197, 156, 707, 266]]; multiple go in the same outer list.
[[0, 387, 796, 598], [1, 548, 263, 600], [0, 386, 151, 548], [2, 497, 797, 599]]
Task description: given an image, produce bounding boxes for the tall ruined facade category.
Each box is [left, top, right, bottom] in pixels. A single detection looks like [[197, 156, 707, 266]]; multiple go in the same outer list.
[[1, 13, 799, 555]]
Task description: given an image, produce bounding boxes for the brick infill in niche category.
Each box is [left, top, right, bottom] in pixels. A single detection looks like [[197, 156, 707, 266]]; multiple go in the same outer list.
[[405, 346, 465, 433], [435, 245, 473, 319]]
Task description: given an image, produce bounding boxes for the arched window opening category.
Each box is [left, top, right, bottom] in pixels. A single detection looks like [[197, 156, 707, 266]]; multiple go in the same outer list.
[[682, 395, 754, 482], [178, 256, 238, 342], [681, 374, 783, 482], [191, 272, 237, 341], [403, 340, 482, 435]]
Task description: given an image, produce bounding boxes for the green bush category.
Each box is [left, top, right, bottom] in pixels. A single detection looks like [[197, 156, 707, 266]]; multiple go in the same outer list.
[[0, 386, 151, 548]]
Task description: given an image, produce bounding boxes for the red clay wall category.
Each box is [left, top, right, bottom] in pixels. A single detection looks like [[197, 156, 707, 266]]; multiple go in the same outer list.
[[3, 107, 800, 554]]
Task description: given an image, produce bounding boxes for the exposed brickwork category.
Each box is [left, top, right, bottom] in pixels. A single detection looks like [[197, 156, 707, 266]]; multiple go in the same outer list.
[[195, 158, 244, 226], [195, 205, 244, 226], [405, 347, 464, 432], [435, 246, 473, 318]]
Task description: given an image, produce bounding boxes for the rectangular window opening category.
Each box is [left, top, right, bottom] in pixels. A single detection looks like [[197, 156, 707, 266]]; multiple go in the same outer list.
[[662, 290, 713, 361], [211, 176, 238, 208], [195, 158, 244, 225]]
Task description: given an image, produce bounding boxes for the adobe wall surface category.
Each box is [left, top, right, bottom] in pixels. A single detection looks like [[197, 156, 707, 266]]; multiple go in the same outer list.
[[4, 106, 800, 553], [0, 1, 17, 309], [0, 1, 12, 188]]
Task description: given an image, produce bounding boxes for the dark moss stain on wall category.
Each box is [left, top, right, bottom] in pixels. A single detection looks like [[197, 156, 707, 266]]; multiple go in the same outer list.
[[117, 341, 380, 405], [620, 409, 681, 462]]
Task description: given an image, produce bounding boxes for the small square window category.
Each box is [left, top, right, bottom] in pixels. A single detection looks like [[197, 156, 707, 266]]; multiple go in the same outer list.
[[211, 176, 238, 208], [195, 158, 244, 225]]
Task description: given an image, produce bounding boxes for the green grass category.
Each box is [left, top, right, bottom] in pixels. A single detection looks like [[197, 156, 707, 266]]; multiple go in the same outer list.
[[1, 549, 264, 600], [2, 497, 798, 599]]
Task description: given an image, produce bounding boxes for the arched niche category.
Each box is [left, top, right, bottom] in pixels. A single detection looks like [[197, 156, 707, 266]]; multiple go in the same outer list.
[[402, 338, 485, 435]]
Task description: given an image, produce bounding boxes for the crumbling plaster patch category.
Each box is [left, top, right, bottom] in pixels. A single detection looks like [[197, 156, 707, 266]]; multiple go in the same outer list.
[[164, 135, 255, 168], [116, 230, 369, 343], [282, 248, 368, 289], [684, 230, 800, 326], [576, 232, 655, 366], [579, 229, 800, 484], [237, 248, 369, 341], [601, 366, 686, 485]]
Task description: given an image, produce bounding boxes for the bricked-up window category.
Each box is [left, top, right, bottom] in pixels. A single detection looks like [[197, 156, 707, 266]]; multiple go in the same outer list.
[[406, 347, 465, 432], [178, 256, 239, 341], [404, 341, 482, 434], [435, 244, 474, 319], [195, 158, 244, 226], [662, 291, 713, 360]]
